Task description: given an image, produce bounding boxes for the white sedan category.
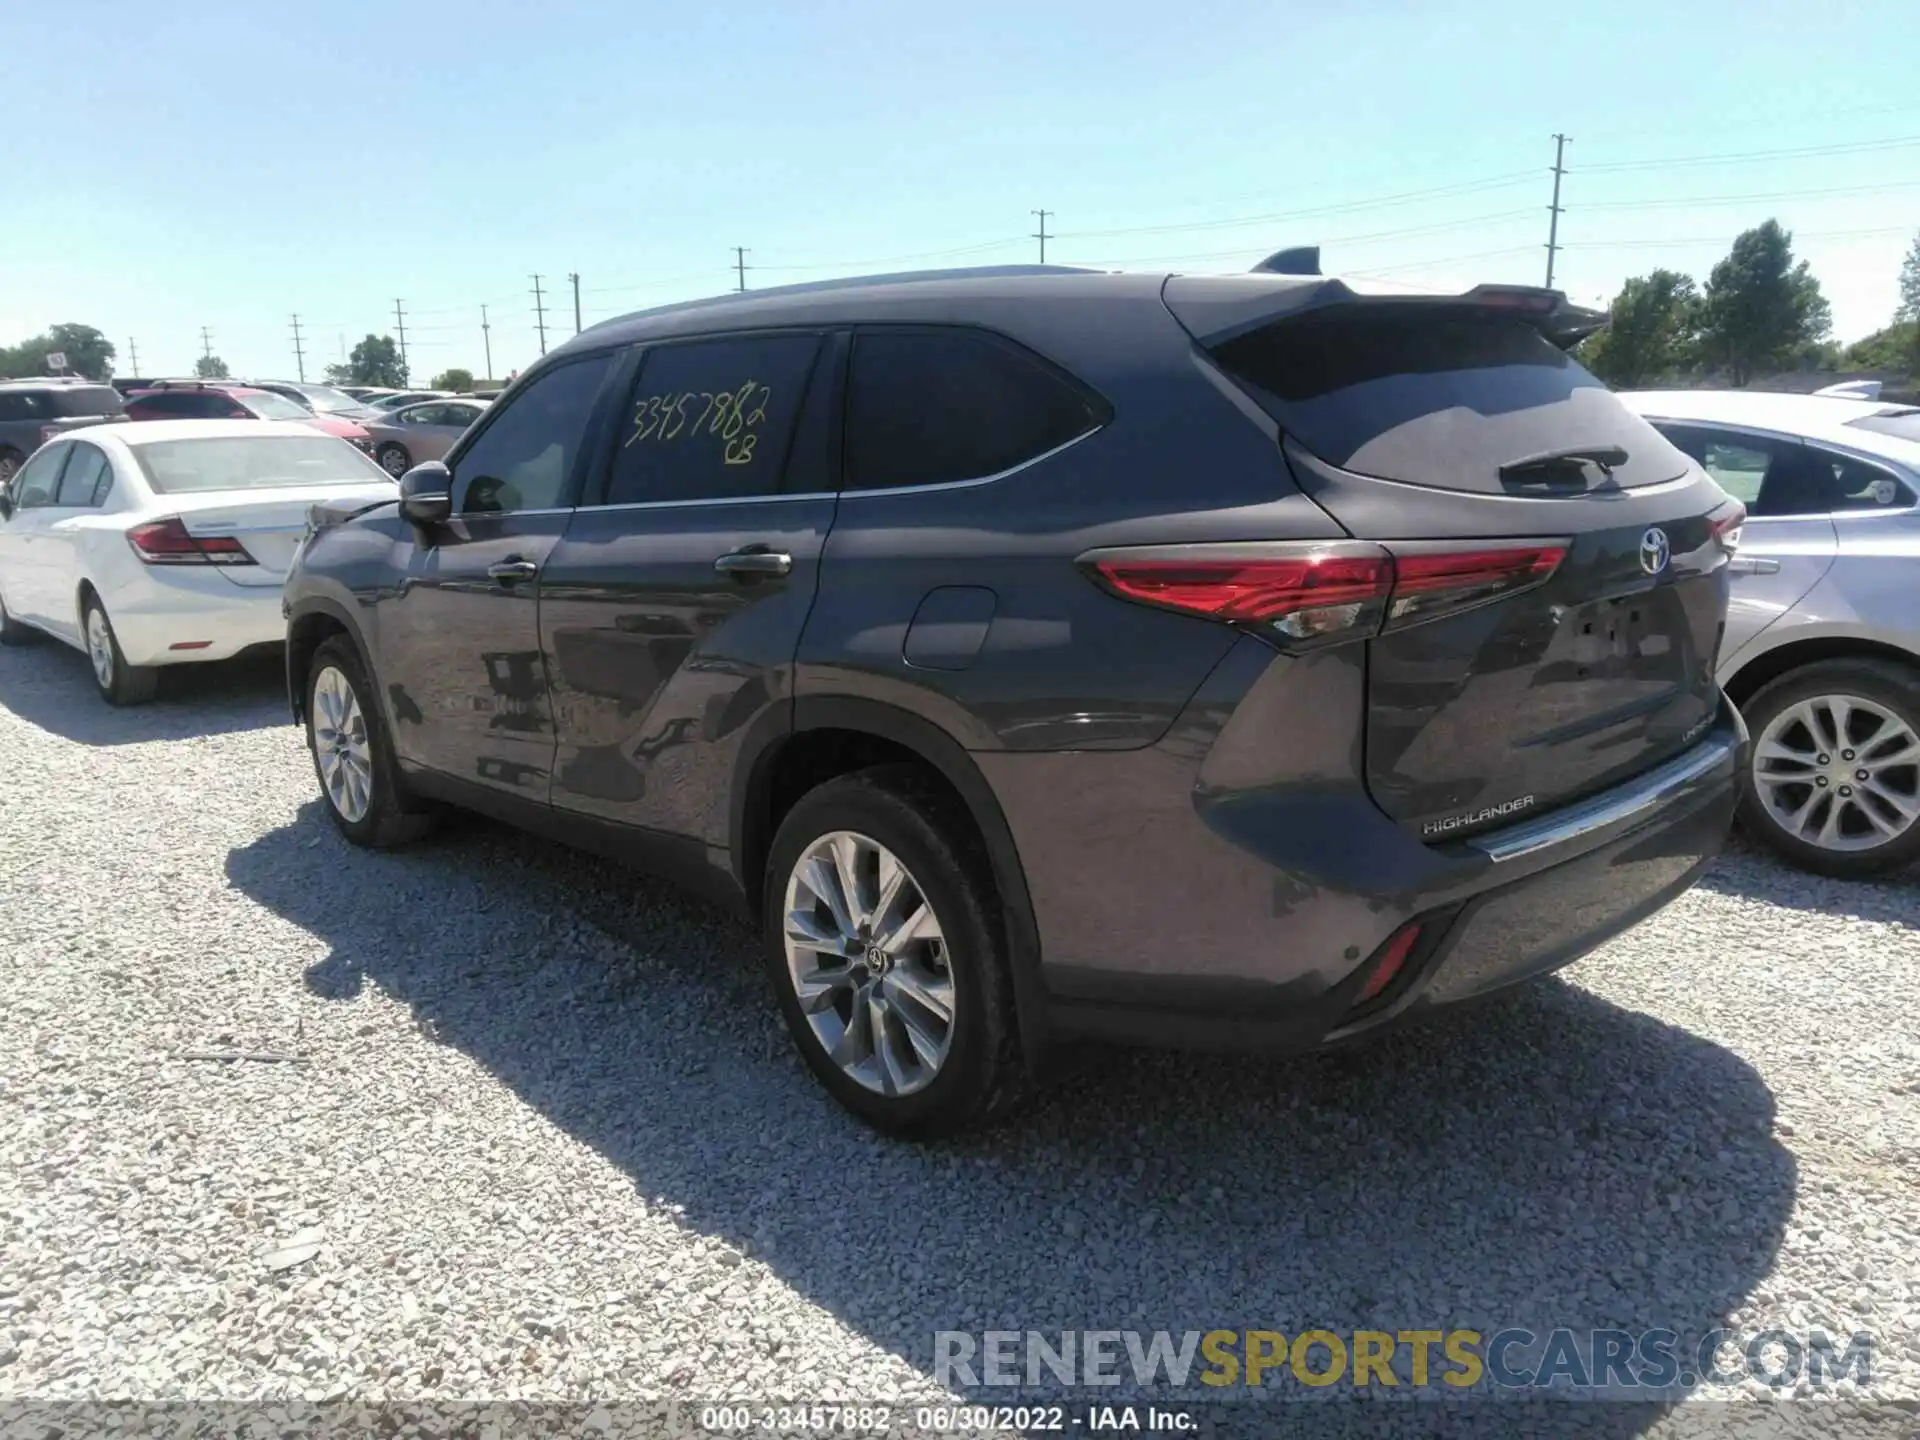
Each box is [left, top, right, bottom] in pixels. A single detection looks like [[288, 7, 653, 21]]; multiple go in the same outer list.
[[0, 420, 396, 704]]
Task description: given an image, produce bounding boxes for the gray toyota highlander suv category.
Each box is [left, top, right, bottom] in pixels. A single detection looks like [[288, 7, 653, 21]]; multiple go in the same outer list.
[[283, 264, 1748, 1135]]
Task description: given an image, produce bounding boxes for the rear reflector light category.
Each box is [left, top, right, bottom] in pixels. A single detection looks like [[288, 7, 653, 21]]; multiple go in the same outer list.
[[1082, 540, 1567, 647], [1708, 499, 1746, 553], [127, 517, 257, 566], [168, 641, 213, 651], [1356, 923, 1422, 1004]]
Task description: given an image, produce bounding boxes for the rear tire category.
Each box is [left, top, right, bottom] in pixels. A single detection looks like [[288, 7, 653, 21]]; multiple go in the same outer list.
[[1738, 658, 1920, 879], [83, 597, 158, 706], [376, 443, 411, 478], [763, 764, 1029, 1138], [304, 635, 436, 847]]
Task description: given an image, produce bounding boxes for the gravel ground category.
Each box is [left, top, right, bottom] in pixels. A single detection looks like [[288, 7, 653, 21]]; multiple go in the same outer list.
[[3, 639, 1919, 1437]]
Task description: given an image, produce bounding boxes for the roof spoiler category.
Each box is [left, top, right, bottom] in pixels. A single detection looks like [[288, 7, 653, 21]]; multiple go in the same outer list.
[[1166, 276, 1609, 352]]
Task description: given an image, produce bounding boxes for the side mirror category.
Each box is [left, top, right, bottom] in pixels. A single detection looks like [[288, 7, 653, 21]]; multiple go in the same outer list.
[[397, 461, 452, 527]]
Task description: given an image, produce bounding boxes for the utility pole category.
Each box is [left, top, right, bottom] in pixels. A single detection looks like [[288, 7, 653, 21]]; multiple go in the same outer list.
[[200, 327, 213, 361], [1032, 209, 1052, 264], [1545, 133, 1570, 290], [392, 299, 409, 373], [568, 272, 582, 334], [733, 247, 750, 292], [530, 274, 549, 356], [481, 304, 494, 381], [127, 338, 139, 376], [289, 314, 307, 382]]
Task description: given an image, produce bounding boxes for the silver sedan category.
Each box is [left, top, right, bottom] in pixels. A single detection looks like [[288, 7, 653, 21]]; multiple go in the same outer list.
[[1623, 390, 1920, 877], [359, 398, 490, 479]]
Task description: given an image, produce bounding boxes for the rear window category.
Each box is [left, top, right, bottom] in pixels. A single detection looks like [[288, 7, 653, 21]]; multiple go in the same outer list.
[[45, 386, 126, 418], [1209, 314, 1691, 493], [237, 391, 314, 421], [132, 435, 390, 493], [1847, 409, 1920, 444]]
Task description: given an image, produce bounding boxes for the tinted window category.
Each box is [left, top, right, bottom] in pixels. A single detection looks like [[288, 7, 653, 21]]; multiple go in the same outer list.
[[11, 444, 68, 507], [130, 392, 232, 419], [452, 353, 614, 514], [1822, 451, 1916, 512], [603, 333, 822, 505], [1847, 410, 1920, 444], [236, 391, 312, 421], [46, 387, 125, 419], [1656, 425, 1772, 505], [133, 435, 391, 493], [54, 444, 109, 506], [845, 328, 1097, 490], [0, 392, 46, 421], [1210, 314, 1689, 493]]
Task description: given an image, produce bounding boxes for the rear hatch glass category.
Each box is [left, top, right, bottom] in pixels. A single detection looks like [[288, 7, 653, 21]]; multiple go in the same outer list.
[[1207, 312, 1690, 493]]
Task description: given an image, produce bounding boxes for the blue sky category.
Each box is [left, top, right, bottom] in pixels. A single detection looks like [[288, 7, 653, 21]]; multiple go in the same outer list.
[[4, 0, 1916, 380]]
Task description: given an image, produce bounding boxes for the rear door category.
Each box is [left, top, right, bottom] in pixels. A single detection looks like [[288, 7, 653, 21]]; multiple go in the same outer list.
[[1652, 422, 1838, 673], [375, 351, 619, 799], [1186, 297, 1734, 835], [539, 328, 839, 847], [36, 440, 115, 620]]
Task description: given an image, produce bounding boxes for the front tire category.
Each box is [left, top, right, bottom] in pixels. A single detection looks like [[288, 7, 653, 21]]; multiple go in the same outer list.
[[376, 443, 412, 479], [305, 635, 435, 847], [1740, 658, 1920, 878], [764, 765, 1028, 1138], [83, 597, 158, 705]]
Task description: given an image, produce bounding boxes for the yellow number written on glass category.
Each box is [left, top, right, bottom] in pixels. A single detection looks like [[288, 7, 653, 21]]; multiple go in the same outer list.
[[624, 381, 773, 449]]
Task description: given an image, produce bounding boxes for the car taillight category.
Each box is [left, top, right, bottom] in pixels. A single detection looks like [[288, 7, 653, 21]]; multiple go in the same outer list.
[[1707, 499, 1746, 553], [1082, 539, 1568, 648], [127, 517, 257, 566], [1355, 923, 1423, 1005]]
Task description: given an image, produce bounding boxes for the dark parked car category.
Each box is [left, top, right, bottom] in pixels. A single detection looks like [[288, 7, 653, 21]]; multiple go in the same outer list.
[[284, 265, 1747, 1135], [123, 381, 375, 453], [0, 378, 127, 485]]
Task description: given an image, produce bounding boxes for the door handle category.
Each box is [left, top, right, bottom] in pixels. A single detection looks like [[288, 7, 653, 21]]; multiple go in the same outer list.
[[1727, 556, 1780, 575], [487, 558, 539, 583], [713, 549, 793, 579]]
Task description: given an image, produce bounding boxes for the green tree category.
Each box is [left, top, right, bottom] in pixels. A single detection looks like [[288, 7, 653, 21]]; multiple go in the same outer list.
[[344, 335, 408, 388], [1844, 322, 1918, 371], [1698, 220, 1832, 386], [0, 323, 117, 380], [195, 354, 231, 379], [430, 367, 475, 392], [1578, 270, 1701, 387], [1897, 232, 1920, 324]]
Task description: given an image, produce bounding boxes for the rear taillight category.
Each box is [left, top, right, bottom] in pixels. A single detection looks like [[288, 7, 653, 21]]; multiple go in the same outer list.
[[1708, 499, 1746, 553], [1082, 539, 1567, 648], [127, 517, 256, 566], [1355, 923, 1423, 1005]]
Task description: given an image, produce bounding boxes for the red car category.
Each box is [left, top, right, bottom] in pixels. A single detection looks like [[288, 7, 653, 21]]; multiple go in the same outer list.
[[122, 381, 374, 453]]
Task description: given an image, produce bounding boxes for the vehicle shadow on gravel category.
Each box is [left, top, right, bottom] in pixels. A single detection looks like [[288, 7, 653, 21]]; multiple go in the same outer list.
[[1698, 836, 1920, 929], [0, 639, 287, 743], [231, 806, 1795, 1437]]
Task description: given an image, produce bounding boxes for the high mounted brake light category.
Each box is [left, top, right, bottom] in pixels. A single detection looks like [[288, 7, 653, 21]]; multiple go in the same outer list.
[[1081, 539, 1569, 648], [127, 517, 256, 566]]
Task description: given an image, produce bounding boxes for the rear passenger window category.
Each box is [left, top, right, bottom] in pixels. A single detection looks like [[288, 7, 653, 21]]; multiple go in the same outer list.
[[603, 333, 822, 505], [844, 328, 1100, 490], [53, 444, 109, 506]]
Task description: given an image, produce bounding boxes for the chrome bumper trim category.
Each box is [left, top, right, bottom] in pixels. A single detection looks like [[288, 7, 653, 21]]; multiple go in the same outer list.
[[1470, 728, 1741, 865]]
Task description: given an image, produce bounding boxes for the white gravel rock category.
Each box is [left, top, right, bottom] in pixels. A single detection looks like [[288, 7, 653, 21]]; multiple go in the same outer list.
[[1, 642, 1916, 1437]]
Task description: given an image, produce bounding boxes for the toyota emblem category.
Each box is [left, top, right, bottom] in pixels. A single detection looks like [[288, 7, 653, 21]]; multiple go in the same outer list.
[[1639, 526, 1671, 576]]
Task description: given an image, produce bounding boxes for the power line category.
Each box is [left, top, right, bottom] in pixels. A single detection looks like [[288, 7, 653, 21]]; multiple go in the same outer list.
[[569, 272, 582, 334], [289, 314, 307, 383], [1579, 179, 1920, 212], [1545, 132, 1571, 289], [1579, 133, 1920, 174], [1060, 207, 1541, 268], [1032, 209, 1052, 263], [1561, 223, 1919, 251], [733, 247, 751, 292], [530, 274, 549, 355]]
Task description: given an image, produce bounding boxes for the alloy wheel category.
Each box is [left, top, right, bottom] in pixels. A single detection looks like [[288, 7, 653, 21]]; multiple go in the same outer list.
[[379, 446, 409, 478], [1753, 693, 1920, 853], [312, 665, 375, 823], [782, 830, 955, 1097], [85, 607, 114, 690]]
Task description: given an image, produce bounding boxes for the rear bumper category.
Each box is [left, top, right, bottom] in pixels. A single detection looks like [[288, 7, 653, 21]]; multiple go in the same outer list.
[[104, 574, 287, 667], [978, 645, 1745, 1053]]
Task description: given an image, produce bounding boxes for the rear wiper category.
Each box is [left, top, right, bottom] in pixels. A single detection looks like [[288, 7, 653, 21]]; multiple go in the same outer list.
[[1499, 445, 1629, 480]]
